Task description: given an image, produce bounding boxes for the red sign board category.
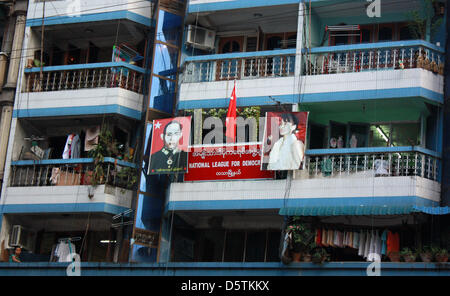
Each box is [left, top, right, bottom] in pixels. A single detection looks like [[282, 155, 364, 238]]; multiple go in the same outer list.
[[184, 144, 274, 181]]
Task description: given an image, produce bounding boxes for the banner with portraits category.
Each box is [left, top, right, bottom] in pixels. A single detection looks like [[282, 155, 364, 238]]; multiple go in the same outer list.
[[148, 116, 191, 175], [261, 112, 309, 171]]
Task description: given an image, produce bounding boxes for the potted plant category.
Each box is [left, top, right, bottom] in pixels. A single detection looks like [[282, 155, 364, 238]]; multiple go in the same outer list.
[[311, 247, 329, 264], [286, 218, 315, 262], [400, 247, 416, 262], [387, 251, 401, 262], [434, 247, 448, 263], [418, 246, 433, 262]]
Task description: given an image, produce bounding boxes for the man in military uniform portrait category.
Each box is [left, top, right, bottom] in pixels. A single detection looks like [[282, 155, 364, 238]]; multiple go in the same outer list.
[[148, 118, 190, 174]]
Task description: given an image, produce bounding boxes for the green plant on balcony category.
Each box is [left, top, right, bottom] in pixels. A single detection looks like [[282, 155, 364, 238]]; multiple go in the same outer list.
[[418, 245, 434, 262], [400, 247, 417, 262], [286, 217, 316, 261], [432, 247, 448, 262], [311, 247, 329, 264], [88, 127, 118, 186], [406, 0, 443, 40]]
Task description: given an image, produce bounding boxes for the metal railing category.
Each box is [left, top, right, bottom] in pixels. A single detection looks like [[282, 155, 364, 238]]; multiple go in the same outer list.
[[9, 158, 138, 190], [23, 63, 145, 94], [305, 41, 445, 75], [305, 149, 440, 181], [183, 50, 296, 82]]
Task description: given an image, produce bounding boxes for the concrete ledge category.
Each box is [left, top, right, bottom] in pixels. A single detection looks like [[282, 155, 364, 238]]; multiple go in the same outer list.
[[0, 262, 448, 276]]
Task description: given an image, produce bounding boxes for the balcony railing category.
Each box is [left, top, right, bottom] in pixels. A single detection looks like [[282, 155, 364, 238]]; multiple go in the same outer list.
[[183, 49, 296, 83], [9, 158, 138, 190], [23, 62, 146, 94], [304, 40, 445, 75], [305, 147, 440, 182]]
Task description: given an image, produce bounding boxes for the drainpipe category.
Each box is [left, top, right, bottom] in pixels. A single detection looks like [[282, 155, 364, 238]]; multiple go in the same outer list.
[[0, 5, 27, 191]]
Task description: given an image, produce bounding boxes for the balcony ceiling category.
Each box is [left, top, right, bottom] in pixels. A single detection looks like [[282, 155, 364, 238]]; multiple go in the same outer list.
[[35, 20, 149, 49], [7, 213, 114, 232], [186, 4, 298, 35]]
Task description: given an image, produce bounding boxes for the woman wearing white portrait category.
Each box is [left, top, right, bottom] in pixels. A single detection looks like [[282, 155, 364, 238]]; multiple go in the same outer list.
[[267, 113, 305, 171]]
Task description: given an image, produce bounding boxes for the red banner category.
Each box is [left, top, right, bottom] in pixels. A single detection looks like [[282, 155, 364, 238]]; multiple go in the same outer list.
[[184, 144, 274, 181]]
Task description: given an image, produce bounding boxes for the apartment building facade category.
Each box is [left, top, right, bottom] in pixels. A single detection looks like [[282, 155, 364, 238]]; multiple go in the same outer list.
[[0, 0, 448, 276]]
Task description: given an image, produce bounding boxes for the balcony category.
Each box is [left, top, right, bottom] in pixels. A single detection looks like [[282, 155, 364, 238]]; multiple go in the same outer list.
[[305, 40, 445, 76], [179, 50, 297, 109], [9, 157, 137, 190], [168, 147, 441, 214], [183, 49, 296, 83], [3, 158, 137, 214], [15, 63, 145, 119], [24, 62, 145, 94]]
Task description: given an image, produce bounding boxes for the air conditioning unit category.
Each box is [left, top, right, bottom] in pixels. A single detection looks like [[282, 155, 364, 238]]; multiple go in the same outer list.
[[9, 225, 34, 251], [186, 25, 216, 51]]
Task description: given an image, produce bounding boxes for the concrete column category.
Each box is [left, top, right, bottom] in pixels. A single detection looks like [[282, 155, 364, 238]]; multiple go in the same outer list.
[[5, 13, 26, 89], [0, 13, 16, 91], [294, 0, 305, 78], [294, 0, 305, 107], [0, 104, 13, 181]]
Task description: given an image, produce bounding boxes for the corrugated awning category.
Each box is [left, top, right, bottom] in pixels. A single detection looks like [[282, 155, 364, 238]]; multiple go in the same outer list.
[[279, 196, 440, 216], [412, 206, 450, 215]]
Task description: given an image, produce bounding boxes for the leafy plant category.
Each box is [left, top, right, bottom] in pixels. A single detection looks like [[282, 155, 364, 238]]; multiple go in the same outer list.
[[88, 127, 119, 186], [406, 0, 444, 40], [287, 217, 316, 253], [400, 247, 417, 262], [311, 247, 329, 264]]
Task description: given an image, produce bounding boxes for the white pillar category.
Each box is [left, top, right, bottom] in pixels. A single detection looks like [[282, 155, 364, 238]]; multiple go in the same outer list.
[[294, 0, 306, 110]]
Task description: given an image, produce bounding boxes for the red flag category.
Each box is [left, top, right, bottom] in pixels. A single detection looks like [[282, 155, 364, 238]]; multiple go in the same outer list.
[[225, 81, 237, 143]]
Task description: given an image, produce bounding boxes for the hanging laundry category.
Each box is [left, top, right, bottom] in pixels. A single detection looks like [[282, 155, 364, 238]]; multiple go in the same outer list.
[[71, 134, 81, 159], [54, 241, 76, 262], [322, 228, 328, 247], [364, 230, 371, 259], [381, 229, 388, 256], [315, 229, 322, 247], [85, 126, 101, 152], [353, 231, 359, 249], [387, 231, 400, 253], [62, 134, 75, 159], [50, 167, 60, 185], [358, 230, 365, 257]]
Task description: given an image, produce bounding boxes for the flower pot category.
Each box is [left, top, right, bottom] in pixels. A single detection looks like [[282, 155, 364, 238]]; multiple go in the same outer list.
[[435, 255, 448, 263], [388, 252, 400, 262], [292, 252, 301, 262], [420, 253, 432, 262], [403, 255, 416, 263], [302, 254, 312, 262]]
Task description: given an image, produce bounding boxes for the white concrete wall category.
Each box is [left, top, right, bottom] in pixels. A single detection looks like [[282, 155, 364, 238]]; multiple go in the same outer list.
[[27, 0, 153, 21], [179, 68, 443, 104], [179, 76, 296, 103], [301, 68, 444, 96], [14, 87, 144, 114], [2, 185, 133, 209], [169, 175, 440, 204]]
